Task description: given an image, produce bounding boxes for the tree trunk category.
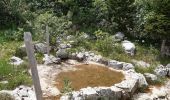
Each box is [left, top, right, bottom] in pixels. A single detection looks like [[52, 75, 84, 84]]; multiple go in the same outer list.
[[161, 39, 166, 57]]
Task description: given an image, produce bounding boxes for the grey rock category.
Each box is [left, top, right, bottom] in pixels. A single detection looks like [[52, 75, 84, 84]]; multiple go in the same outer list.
[[154, 65, 168, 77], [35, 43, 47, 53], [56, 49, 69, 59], [10, 56, 23, 66], [43, 54, 61, 65], [59, 43, 72, 49], [132, 59, 150, 68], [115, 32, 125, 40], [0, 81, 8, 84], [123, 63, 134, 70], [76, 52, 85, 61], [108, 60, 123, 69], [144, 73, 158, 82], [125, 70, 148, 88], [115, 79, 138, 96], [122, 40, 135, 56]]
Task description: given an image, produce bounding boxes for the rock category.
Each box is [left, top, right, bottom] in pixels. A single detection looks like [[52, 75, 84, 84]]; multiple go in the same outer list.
[[43, 54, 61, 65], [35, 43, 48, 53], [125, 70, 148, 88], [59, 43, 72, 49], [123, 63, 134, 70], [0, 81, 8, 84], [115, 79, 138, 96], [122, 40, 135, 56], [76, 52, 85, 61], [12, 85, 36, 100], [95, 86, 122, 99], [166, 64, 170, 76], [81, 87, 98, 99], [56, 49, 69, 59], [10, 56, 23, 65], [108, 60, 123, 69], [132, 59, 150, 67], [154, 65, 168, 77], [144, 73, 158, 82], [115, 32, 125, 40]]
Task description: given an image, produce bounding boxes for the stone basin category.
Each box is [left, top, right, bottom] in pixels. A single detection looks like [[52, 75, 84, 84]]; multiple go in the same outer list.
[[55, 64, 125, 91]]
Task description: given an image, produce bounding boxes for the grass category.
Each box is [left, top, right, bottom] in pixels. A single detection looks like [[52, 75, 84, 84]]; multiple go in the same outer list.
[[0, 60, 32, 90], [0, 38, 32, 90], [56, 64, 124, 91]]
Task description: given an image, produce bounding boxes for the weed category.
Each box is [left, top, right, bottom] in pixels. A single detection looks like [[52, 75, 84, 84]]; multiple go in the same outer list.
[[61, 78, 73, 94]]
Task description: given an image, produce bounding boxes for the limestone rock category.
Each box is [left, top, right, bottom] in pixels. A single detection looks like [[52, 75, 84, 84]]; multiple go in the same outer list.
[[132, 59, 150, 67], [10, 56, 23, 66], [122, 40, 135, 56], [144, 73, 158, 82], [108, 60, 123, 69], [115, 79, 138, 96], [154, 65, 168, 77], [56, 49, 69, 59], [123, 63, 134, 70], [35, 43, 48, 53], [43, 54, 61, 65]]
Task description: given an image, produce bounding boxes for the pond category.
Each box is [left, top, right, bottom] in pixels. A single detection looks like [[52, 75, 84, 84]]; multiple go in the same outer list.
[[55, 64, 125, 91]]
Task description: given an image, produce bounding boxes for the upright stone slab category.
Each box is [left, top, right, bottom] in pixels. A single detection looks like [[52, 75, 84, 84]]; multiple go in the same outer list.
[[24, 32, 43, 100]]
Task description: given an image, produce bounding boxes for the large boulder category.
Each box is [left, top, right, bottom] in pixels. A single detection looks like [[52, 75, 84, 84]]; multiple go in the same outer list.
[[56, 49, 69, 59], [125, 70, 148, 88], [34, 43, 48, 53], [122, 40, 135, 56], [108, 60, 123, 69], [10, 56, 23, 66], [115, 79, 138, 96]]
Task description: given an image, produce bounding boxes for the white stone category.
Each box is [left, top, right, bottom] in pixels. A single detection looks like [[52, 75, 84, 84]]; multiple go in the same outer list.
[[122, 40, 135, 56], [132, 59, 150, 67], [108, 60, 123, 69], [115, 79, 138, 95], [123, 63, 134, 70], [43, 54, 61, 65], [10, 56, 23, 65], [115, 32, 125, 40], [35, 43, 47, 53], [154, 65, 168, 77], [144, 73, 158, 82]]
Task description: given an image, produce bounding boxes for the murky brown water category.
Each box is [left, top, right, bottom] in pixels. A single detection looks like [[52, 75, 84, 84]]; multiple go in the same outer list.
[[55, 64, 124, 91]]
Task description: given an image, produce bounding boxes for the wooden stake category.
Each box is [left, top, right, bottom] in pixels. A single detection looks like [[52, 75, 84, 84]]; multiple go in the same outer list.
[[24, 32, 43, 100]]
